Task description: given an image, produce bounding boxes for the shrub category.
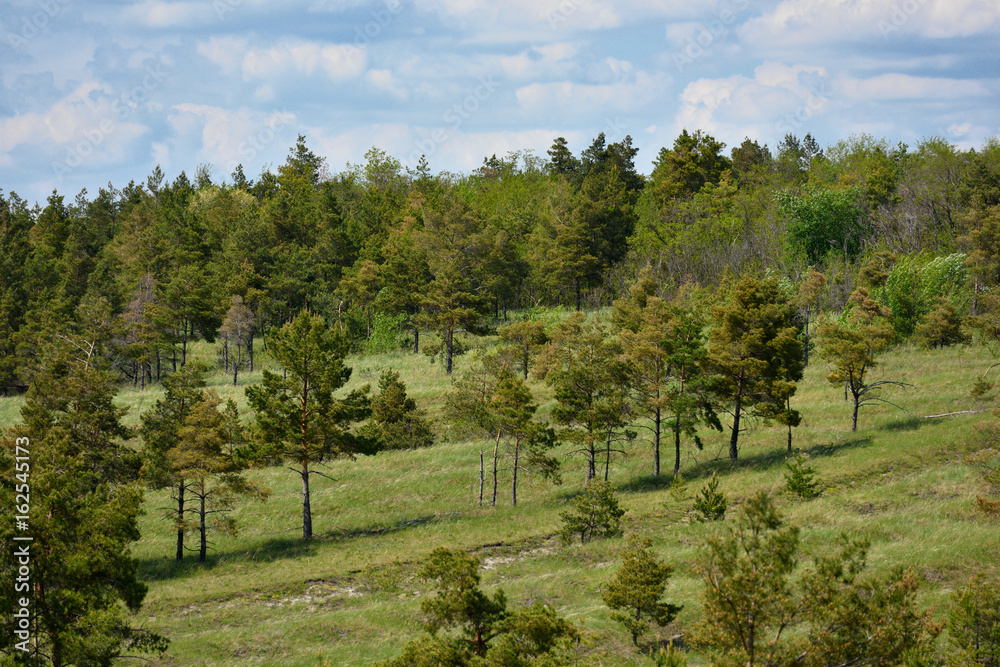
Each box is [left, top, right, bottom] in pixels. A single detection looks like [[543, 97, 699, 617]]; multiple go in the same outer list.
[[784, 453, 821, 499], [948, 574, 1000, 667], [691, 473, 727, 521], [560, 481, 625, 544], [602, 534, 682, 646]]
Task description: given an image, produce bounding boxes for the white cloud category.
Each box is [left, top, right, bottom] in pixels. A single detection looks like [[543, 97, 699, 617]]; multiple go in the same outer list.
[[121, 1, 208, 27], [740, 0, 1000, 47], [168, 104, 299, 172], [241, 40, 366, 81], [835, 73, 991, 101], [0, 82, 148, 158], [515, 71, 671, 114], [366, 69, 408, 99], [197, 36, 248, 75], [672, 62, 835, 149]]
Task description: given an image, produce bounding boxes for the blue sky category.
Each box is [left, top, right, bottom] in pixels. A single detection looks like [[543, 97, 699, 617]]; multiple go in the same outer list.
[[1, 0, 998, 205]]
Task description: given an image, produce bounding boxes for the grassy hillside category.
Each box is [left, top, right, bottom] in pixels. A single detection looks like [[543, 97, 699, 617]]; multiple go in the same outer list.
[[3, 331, 998, 665]]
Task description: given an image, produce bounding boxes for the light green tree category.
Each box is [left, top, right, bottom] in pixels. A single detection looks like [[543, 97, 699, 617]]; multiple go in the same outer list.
[[602, 534, 682, 646]]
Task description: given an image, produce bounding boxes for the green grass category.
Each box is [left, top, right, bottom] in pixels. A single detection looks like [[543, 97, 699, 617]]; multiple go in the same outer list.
[[3, 332, 999, 665]]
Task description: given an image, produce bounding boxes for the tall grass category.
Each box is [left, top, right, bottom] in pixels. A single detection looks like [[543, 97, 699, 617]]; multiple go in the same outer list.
[[2, 331, 997, 665]]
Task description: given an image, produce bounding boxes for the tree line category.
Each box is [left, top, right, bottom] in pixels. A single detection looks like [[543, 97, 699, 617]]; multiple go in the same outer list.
[[2, 130, 999, 395]]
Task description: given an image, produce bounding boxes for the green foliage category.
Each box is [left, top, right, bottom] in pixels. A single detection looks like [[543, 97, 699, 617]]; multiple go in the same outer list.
[[706, 275, 804, 460], [497, 320, 548, 381], [784, 453, 821, 499], [560, 480, 625, 544], [246, 310, 370, 539], [649, 642, 688, 667], [613, 269, 721, 477], [363, 313, 407, 355], [691, 472, 728, 521], [817, 288, 903, 432], [601, 534, 682, 645], [947, 575, 1000, 667], [360, 369, 434, 451], [915, 297, 970, 349], [778, 187, 866, 264], [691, 491, 938, 667], [1, 356, 166, 663], [537, 313, 634, 482], [886, 253, 970, 337], [379, 548, 578, 667]]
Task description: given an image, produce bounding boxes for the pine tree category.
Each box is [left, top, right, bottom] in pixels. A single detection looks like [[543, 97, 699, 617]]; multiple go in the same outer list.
[[706, 276, 803, 460], [246, 310, 370, 540], [360, 370, 434, 451], [1, 348, 166, 664], [140, 363, 211, 561], [560, 481, 625, 544], [602, 534, 682, 646], [536, 314, 634, 483], [817, 288, 905, 432], [172, 392, 269, 562]]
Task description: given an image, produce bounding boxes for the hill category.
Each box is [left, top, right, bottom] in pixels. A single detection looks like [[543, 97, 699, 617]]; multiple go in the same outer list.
[[3, 330, 995, 665]]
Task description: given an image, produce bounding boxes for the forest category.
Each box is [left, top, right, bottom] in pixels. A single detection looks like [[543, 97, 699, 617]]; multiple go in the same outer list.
[[1, 129, 1000, 666]]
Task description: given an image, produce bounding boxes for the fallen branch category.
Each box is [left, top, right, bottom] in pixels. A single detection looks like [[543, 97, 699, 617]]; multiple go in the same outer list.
[[922, 410, 987, 419]]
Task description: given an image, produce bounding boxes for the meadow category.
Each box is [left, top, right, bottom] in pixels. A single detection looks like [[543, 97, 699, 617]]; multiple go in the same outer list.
[[3, 329, 998, 666]]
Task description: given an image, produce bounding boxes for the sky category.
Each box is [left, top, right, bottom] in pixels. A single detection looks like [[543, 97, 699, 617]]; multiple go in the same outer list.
[[1, 0, 998, 205]]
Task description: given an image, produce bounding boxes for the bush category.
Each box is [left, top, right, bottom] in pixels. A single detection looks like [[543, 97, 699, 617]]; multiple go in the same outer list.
[[560, 481, 625, 544], [360, 370, 434, 451], [948, 574, 1000, 667], [784, 453, 821, 499], [602, 534, 682, 646], [691, 473, 727, 521]]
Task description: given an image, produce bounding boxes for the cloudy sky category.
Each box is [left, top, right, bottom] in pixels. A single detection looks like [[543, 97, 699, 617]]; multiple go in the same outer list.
[[1, 0, 998, 205]]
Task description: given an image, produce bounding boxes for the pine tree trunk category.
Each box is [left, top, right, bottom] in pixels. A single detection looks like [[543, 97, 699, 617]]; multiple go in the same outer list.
[[730, 394, 742, 461], [301, 464, 312, 540], [604, 434, 611, 482], [491, 431, 501, 507], [674, 418, 682, 478], [653, 405, 661, 476], [511, 439, 519, 507], [199, 486, 207, 563], [445, 328, 454, 375], [479, 449, 484, 506], [176, 480, 185, 562], [586, 438, 596, 484]]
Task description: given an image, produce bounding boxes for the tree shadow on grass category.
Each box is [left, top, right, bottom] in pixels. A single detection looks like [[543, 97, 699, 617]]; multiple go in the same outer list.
[[138, 535, 319, 582], [616, 437, 874, 495], [138, 515, 438, 582], [874, 415, 923, 432]]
